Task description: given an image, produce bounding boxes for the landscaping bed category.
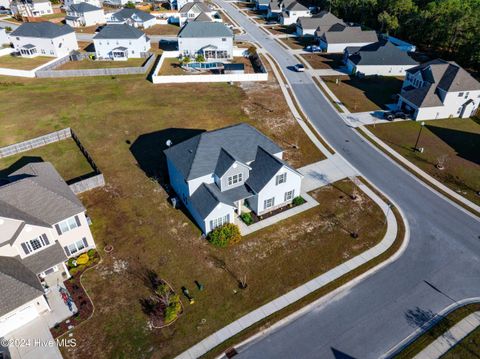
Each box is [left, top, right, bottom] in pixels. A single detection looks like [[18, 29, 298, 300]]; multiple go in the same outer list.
[[300, 53, 343, 70], [323, 75, 404, 112], [367, 118, 480, 206], [240, 196, 306, 225], [0, 54, 52, 70], [56, 58, 147, 70]]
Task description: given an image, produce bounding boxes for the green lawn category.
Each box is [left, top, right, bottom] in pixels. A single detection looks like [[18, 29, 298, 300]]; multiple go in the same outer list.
[[57, 58, 147, 70], [0, 55, 52, 70], [0, 138, 93, 182], [368, 118, 480, 206], [323, 75, 404, 112], [0, 74, 383, 359]]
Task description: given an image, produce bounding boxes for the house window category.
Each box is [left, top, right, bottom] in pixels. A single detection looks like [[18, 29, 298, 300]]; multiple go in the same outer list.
[[228, 173, 243, 186], [458, 92, 464, 97], [67, 239, 86, 255], [56, 216, 80, 235], [222, 38, 226, 41], [264, 197, 275, 209], [210, 214, 230, 230], [276, 172, 287, 185], [21, 234, 50, 255], [457, 107, 462, 114], [30, 238, 42, 251], [284, 190, 294, 201]]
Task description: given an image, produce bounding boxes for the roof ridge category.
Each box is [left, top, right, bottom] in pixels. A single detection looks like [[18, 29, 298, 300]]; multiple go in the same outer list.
[[0, 257, 42, 293]]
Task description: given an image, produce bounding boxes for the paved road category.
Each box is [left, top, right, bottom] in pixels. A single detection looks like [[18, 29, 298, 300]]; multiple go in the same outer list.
[[215, 1, 480, 358]]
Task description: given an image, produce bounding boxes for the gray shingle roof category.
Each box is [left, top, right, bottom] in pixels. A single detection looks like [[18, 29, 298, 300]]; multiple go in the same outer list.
[[284, 1, 307, 11], [18, 242, 67, 275], [178, 21, 233, 38], [179, 1, 211, 13], [297, 11, 344, 30], [10, 22, 74, 39], [0, 162, 84, 227], [164, 123, 282, 180], [93, 24, 145, 39], [0, 256, 44, 317], [214, 148, 237, 178], [246, 146, 285, 192], [194, 12, 212, 22], [69, 2, 102, 13], [400, 83, 442, 108], [348, 40, 418, 66], [322, 26, 378, 44], [111, 8, 155, 22]]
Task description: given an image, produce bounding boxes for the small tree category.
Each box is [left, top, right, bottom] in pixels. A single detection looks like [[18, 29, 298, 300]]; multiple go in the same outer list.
[[181, 56, 191, 65], [124, 1, 136, 8], [207, 223, 241, 247], [195, 54, 205, 63]]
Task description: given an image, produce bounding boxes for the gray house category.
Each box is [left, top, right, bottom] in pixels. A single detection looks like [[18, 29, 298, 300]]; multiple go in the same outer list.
[[107, 8, 156, 29], [296, 11, 345, 36], [317, 24, 378, 53], [178, 21, 234, 60], [164, 124, 303, 234]]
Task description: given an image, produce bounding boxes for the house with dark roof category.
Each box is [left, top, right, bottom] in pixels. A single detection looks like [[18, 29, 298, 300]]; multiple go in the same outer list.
[[396, 59, 480, 120], [317, 24, 378, 53], [296, 11, 344, 37], [280, 0, 310, 25], [178, 2, 219, 26], [164, 124, 303, 234], [267, 0, 294, 19], [64, 0, 101, 10], [344, 40, 418, 76], [9, 22, 78, 58], [66, 2, 105, 28], [11, 0, 53, 18], [178, 21, 233, 60], [107, 8, 156, 29], [0, 162, 96, 336], [93, 24, 151, 60]]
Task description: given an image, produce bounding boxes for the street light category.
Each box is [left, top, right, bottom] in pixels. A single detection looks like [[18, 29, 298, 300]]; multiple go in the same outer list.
[[414, 121, 425, 152]]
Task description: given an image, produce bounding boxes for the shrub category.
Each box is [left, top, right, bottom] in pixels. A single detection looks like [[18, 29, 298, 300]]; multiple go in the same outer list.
[[87, 249, 96, 258], [76, 253, 89, 265], [125, 1, 135, 8], [69, 267, 79, 276], [240, 212, 253, 225], [195, 54, 205, 63], [164, 295, 181, 323], [207, 223, 241, 247], [292, 196, 306, 206], [181, 56, 191, 65], [67, 258, 77, 268], [5, 26, 12, 32]]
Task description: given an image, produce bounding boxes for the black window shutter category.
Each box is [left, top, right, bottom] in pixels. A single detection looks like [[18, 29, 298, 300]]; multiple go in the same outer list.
[[41, 234, 50, 245], [64, 246, 70, 256], [82, 237, 88, 248], [55, 224, 62, 235], [21, 243, 30, 255], [74, 215, 81, 227]]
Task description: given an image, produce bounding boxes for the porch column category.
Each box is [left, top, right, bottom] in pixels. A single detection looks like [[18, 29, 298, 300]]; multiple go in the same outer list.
[[237, 200, 242, 215]]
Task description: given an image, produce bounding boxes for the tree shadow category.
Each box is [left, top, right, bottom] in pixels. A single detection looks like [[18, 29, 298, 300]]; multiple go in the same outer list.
[[405, 306, 436, 329], [426, 125, 480, 166], [0, 156, 43, 178], [342, 76, 403, 110], [331, 348, 357, 359], [159, 40, 178, 51]]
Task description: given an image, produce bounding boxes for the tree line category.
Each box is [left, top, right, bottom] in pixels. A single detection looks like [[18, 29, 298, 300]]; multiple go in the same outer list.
[[310, 0, 480, 74]]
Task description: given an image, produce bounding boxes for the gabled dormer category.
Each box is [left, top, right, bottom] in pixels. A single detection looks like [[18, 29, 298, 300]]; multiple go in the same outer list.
[[213, 148, 252, 192]]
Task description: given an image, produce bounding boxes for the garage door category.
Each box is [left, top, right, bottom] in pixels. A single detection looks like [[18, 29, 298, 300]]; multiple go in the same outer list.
[[0, 305, 38, 337]]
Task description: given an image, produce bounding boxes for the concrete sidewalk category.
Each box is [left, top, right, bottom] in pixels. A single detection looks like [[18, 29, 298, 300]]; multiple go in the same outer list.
[[414, 311, 480, 359]]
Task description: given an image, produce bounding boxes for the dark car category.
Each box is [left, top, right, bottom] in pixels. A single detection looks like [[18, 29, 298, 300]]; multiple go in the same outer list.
[[265, 20, 277, 25], [384, 111, 407, 121]]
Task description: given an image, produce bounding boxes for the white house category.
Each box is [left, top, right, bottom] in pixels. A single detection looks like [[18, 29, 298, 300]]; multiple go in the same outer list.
[[0, 28, 9, 45], [107, 8, 156, 29], [93, 24, 150, 60], [169, 0, 195, 11], [178, 20, 233, 60], [280, 1, 309, 26], [11, 0, 53, 17], [66, 2, 105, 28], [0, 162, 96, 337], [9, 22, 78, 57], [164, 123, 304, 234], [64, 0, 101, 9], [296, 11, 344, 37], [178, 2, 218, 26], [396, 59, 480, 120], [317, 24, 378, 53], [344, 40, 418, 76]]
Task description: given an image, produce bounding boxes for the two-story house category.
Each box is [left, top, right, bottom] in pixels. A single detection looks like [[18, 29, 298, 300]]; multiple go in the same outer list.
[[397, 59, 480, 120], [106, 8, 156, 29], [164, 124, 303, 234], [296, 11, 344, 37], [280, 1, 310, 26], [64, 0, 101, 10], [9, 22, 78, 58], [0, 162, 96, 336], [178, 2, 218, 26], [93, 24, 151, 60], [11, 0, 53, 18], [66, 2, 106, 28], [317, 24, 378, 53], [177, 20, 233, 60]]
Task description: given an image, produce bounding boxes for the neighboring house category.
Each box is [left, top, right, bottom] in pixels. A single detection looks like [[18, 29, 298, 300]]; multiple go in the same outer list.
[[317, 24, 378, 53], [9, 22, 78, 57], [296, 10, 344, 36], [178, 2, 217, 26], [0, 27, 9, 45], [64, 0, 101, 10], [169, 0, 195, 11], [178, 21, 233, 60], [254, 0, 269, 11], [0, 162, 96, 336], [344, 40, 418, 76], [65, 2, 105, 28], [280, 1, 309, 26], [164, 123, 304, 234], [107, 8, 156, 29], [93, 24, 150, 60], [396, 59, 480, 120], [11, 0, 53, 18]]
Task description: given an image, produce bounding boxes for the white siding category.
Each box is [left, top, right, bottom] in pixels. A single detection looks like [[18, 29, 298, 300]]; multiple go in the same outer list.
[[351, 62, 417, 76], [93, 34, 150, 59], [178, 36, 233, 59], [0, 296, 50, 337], [323, 41, 376, 54], [9, 32, 78, 57]]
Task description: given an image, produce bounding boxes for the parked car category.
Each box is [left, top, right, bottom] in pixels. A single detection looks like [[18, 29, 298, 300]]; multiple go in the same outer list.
[[305, 45, 322, 53], [384, 111, 407, 121], [294, 63, 305, 72]]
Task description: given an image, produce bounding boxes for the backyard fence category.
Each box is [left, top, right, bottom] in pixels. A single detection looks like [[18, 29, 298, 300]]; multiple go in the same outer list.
[[0, 128, 105, 194], [36, 53, 156, 78]]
